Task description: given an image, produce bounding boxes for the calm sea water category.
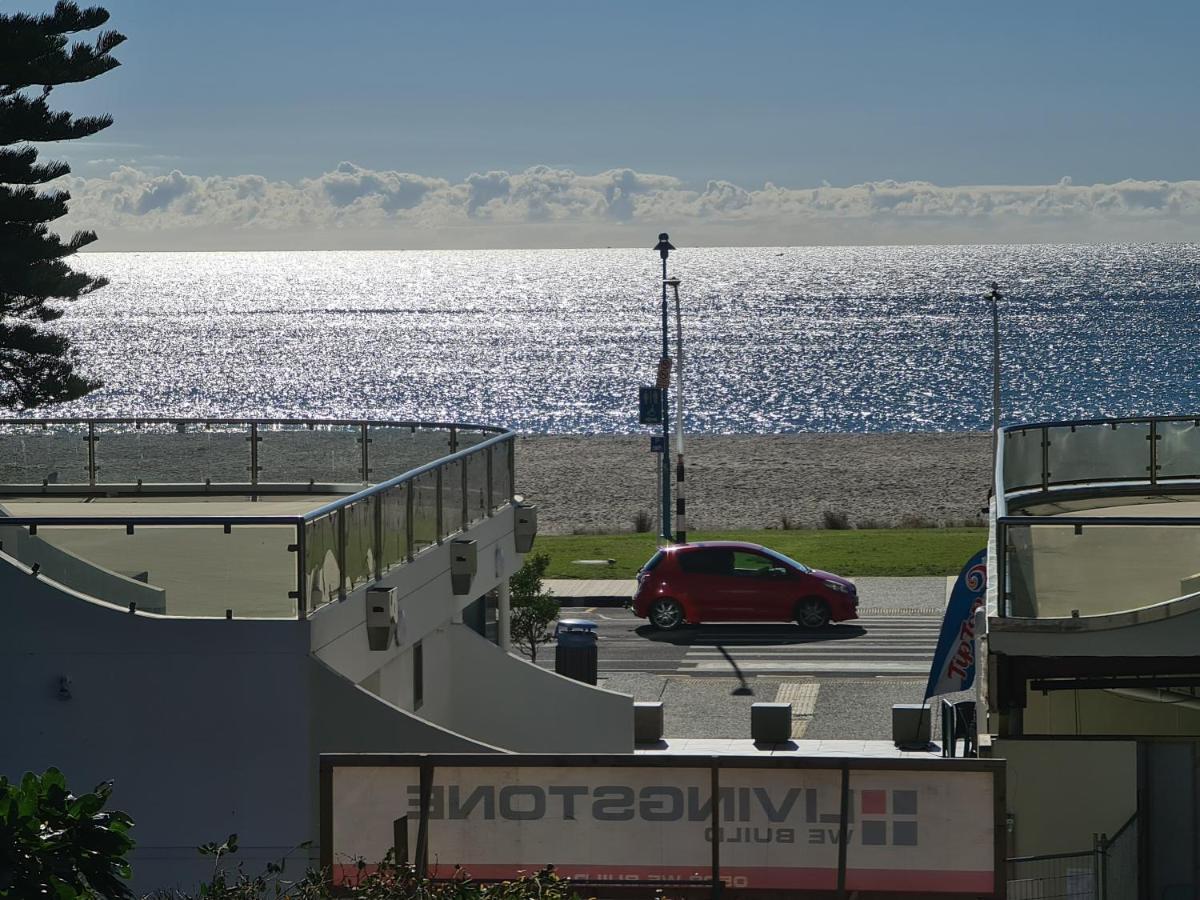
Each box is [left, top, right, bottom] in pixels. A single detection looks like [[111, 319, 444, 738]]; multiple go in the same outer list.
[[45, 244, 1200, 433]]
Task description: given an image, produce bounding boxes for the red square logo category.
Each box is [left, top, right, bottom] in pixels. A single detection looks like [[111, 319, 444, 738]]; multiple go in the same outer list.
[[861, 790, 887, 815]]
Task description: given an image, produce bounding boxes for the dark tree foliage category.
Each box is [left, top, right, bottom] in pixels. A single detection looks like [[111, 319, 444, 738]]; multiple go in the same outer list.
[[0, 2, 124, 409], [0, 768, 136, 899]]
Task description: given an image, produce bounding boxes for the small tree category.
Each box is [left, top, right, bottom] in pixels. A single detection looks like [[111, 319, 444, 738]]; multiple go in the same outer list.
[[509, 551, 558, 663], [0, 2, 124, 409], [0, 768, 135, 899]]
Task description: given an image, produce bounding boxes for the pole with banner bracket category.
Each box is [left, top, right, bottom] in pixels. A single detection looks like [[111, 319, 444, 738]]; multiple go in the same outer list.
[[654, 233, 675, 542]]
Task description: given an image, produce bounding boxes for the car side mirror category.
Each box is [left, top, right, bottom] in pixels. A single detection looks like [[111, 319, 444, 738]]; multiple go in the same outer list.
[[769, 567, 788, 577]]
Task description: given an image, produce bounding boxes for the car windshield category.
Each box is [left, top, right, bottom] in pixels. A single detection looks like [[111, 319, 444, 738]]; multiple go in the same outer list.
[[760, 546, 812, 573]]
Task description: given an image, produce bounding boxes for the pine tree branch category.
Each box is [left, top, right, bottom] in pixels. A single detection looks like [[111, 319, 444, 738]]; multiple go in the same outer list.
[[0, 146, 70, 184], [0, 94, 114, 145]]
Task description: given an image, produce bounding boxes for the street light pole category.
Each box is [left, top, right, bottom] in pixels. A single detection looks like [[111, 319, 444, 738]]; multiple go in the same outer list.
[[666, 277, 686, 543], [988, 282, 1002, 475], [654, 233, 675, 542], [988, 282, 1002, 436]]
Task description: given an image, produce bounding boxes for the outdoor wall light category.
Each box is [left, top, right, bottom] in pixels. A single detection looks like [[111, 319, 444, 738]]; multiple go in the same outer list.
[[58, 676, 72, 701]]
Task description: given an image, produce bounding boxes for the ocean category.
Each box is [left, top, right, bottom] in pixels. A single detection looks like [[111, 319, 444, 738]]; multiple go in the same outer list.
[[45, 243, 1200, 433]]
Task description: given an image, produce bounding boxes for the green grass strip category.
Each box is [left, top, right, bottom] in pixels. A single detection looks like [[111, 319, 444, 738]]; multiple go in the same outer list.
[[536, 528, 987, 579]]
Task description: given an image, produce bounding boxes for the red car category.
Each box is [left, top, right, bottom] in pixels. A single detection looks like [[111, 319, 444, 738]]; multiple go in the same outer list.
[[630, 541, 859, 631]]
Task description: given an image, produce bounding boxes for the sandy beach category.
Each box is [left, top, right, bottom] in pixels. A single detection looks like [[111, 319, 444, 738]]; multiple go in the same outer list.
[[517, 433, 992, 534]]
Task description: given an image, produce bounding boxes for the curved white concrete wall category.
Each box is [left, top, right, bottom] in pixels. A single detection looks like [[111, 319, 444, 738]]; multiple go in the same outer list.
[[444, 625, 633, 752], [0, 554, 494, 895]]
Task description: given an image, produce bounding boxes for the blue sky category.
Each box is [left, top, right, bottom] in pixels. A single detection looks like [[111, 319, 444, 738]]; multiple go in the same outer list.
[[34, 0, 1200, 248]]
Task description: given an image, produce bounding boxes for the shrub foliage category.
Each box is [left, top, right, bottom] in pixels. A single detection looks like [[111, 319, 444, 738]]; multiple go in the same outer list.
[[0, 767, 135, 899]]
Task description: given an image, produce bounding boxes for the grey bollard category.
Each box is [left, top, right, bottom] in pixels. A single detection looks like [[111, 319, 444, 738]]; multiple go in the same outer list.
[[751, 703, 792, 743], [892, 704, 932, 748], [634, 702, 664, 744]]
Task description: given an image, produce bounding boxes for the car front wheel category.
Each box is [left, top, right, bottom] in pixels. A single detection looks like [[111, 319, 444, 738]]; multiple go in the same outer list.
[[649, 598, 685, 631], [795, 598, 830, 630]]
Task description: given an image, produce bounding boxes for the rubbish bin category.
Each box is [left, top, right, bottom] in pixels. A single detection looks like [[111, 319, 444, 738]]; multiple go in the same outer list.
[[554, 619, 598, 685]]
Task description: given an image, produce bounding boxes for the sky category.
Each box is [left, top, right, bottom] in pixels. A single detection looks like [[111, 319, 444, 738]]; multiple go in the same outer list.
[[24, 0, 1200, 249]]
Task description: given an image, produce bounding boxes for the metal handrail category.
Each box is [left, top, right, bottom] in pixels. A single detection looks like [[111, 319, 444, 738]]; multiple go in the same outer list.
[[0, 418, 517, 621], [0, 416, 507, 431]]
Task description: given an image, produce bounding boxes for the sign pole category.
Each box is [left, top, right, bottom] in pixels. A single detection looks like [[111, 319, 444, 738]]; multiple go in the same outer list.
[[654, 233, 676, 542], [655, 450, 661, 538], [666, 276, 686, 543], [988, 282, 1003, 481]]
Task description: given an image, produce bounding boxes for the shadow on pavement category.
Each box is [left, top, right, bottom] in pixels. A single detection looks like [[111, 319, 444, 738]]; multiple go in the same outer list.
[[634, 623, 868, 645]]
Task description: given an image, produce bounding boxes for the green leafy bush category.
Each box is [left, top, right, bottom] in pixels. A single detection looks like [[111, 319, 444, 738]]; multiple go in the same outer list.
[[0, 768, 135, 900], [508, 551, 559, 663], [161, 843, 589, 899]]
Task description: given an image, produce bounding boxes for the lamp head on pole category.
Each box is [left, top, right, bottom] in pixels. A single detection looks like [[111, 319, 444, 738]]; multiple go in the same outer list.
[[654, 233, 675, 260], [988, 281, 1001, 301]]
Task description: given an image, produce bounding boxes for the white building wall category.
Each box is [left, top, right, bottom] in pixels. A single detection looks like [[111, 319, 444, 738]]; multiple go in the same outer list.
[[0, 555, 498, 894], [2, 501, 635, 893], [444, 625, 634, 751]]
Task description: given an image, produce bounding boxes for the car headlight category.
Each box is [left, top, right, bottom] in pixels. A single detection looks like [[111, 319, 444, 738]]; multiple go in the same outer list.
[[823, 579, 849, 593]]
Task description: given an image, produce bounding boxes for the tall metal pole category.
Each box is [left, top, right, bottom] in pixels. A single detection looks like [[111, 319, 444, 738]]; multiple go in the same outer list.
[[667, 277, 686, 543], [989, 282, 1001, 436], [654, 233, 675, 542], [988, 282, 1002, 480]]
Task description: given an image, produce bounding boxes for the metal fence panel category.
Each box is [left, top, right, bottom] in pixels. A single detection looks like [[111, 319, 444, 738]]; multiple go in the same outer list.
[[1008, 852, 1096, 899]]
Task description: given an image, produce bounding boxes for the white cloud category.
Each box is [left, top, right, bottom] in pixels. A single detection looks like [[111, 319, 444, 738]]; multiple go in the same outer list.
[[51, 162, 1200, 250]]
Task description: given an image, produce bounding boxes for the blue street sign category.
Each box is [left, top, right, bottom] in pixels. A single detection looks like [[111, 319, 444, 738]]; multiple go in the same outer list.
[[650, 435, 665, 453], [639, 386, 664, 425]]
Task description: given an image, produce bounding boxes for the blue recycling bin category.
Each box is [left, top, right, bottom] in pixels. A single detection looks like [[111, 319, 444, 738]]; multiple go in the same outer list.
[[554, 618, 598, 685]]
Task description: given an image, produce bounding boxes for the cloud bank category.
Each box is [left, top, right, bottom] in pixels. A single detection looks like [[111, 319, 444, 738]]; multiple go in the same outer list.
[[54, 162, 1200, 249]]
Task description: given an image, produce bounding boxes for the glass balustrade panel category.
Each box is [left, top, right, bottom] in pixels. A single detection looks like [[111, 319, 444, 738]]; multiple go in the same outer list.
[[0, 422, 90, 485], [304, 512, 341, 611], [1002, 428, 1044, 493], [379, 482, 408, 571], [442, 459, 464, 535], [466, 448, 488, 526], [1045, 422, 1151, 485], [94, 422, 251, 484], [491, 439, 513, 510], [27, 522, 298, 617], [454, 428, 492, 450], [1158, 420, 1200, 480], [411, 470, 439, 552], [1005, 521, 1200, 618], [367, 425, 453, 483], [259, 424, 363, 484], [343, 496, 376, 590]]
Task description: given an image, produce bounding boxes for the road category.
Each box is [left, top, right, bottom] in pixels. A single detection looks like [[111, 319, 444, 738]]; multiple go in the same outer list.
[[545, 575, 950, 680], [554, 602, 943, 679]]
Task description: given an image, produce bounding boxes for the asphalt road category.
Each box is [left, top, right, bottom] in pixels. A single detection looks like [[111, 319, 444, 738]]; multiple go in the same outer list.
[[553, 603, 944, 679]]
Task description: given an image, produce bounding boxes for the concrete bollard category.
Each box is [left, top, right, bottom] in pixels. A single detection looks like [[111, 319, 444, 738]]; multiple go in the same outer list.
[[892, 704, 932, 748], [751, 703, 792, 743], [634, 702, 664, 744]]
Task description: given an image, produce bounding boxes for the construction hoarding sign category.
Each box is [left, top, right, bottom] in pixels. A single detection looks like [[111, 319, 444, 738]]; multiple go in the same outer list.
[[321, 754, 1005, 897]]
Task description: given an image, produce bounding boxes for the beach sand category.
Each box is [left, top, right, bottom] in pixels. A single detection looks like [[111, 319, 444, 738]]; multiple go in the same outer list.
[[517, 433, 992, 534]]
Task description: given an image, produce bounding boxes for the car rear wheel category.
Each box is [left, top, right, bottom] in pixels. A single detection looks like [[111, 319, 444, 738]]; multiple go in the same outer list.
[[649, 598, 685, 631], [795, 598, 830, 630]]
